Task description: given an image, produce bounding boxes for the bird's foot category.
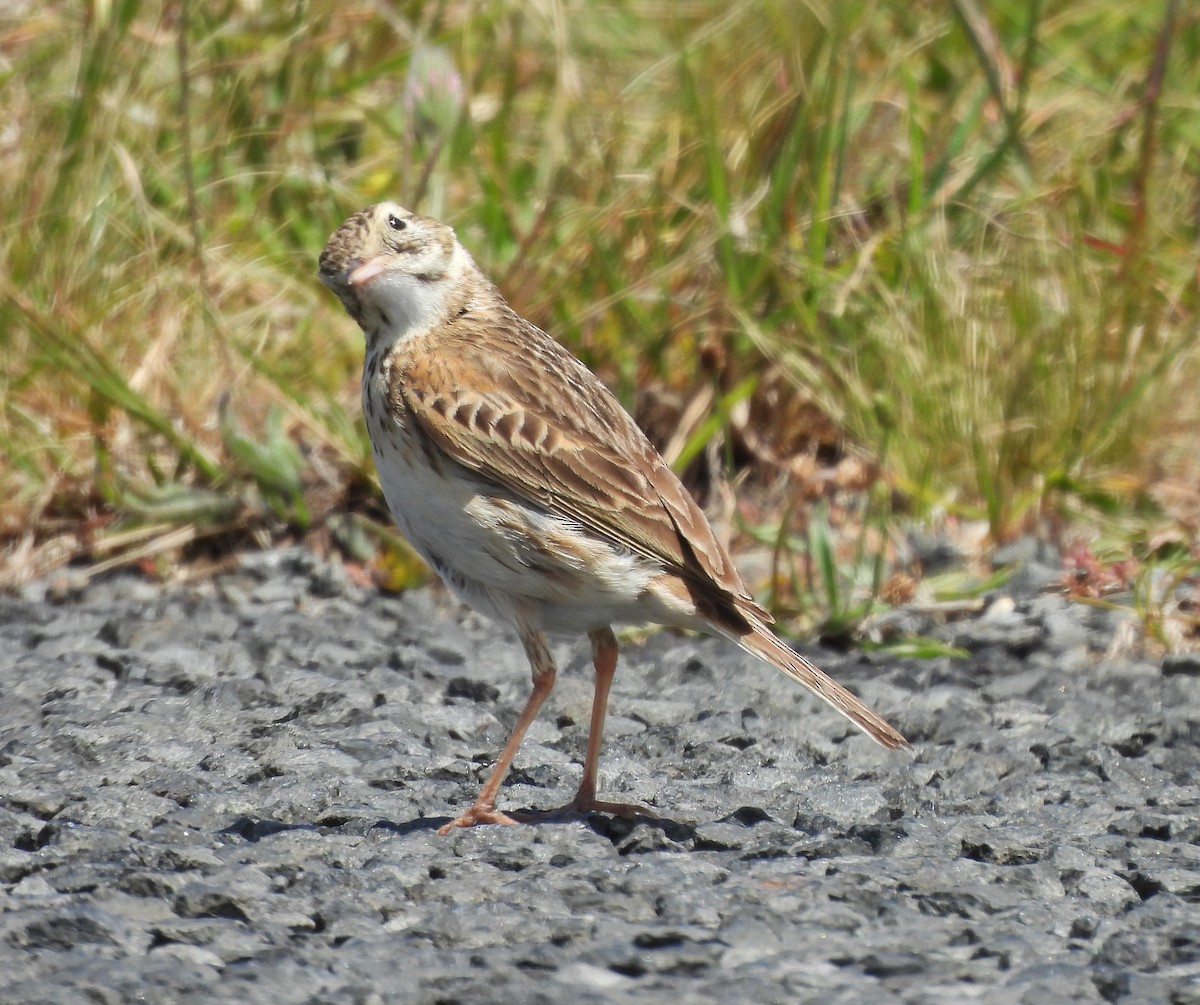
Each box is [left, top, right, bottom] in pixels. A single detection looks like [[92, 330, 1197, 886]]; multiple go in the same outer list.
[[523, 794, 657, 823], [571, 796, 657, 819], [437, 795, 656, 834], [436, 803, 524, 835]]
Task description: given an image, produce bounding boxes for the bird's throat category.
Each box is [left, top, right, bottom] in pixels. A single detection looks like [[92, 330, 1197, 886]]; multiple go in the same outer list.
[[357, 246, 476, 350]]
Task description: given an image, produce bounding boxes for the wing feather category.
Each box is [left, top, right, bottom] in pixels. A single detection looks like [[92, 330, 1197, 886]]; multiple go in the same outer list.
[[394, 306, 771, 626]]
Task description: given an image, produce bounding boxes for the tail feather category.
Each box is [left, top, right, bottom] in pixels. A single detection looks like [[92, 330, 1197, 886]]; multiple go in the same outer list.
[[732, 620, 911, 750]]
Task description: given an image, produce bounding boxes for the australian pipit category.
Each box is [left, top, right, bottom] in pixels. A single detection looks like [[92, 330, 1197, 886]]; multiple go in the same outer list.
[[318, 203, 909, 833]]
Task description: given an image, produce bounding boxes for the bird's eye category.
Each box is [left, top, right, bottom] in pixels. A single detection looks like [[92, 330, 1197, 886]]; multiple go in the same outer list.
[[387, 213, 406, 231]]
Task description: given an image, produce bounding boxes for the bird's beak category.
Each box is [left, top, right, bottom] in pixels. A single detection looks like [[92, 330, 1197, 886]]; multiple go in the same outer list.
[[349, 256, 389, 288]]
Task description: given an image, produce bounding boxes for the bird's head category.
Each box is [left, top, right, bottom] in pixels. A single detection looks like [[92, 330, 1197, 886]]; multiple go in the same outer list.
[[318, 202, 464, 338]]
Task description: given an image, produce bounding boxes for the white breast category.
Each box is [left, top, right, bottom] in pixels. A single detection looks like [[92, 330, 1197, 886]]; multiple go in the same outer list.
[[361, 350, 667, 635]]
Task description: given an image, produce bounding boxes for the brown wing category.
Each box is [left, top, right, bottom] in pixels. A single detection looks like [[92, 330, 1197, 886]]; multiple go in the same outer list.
[[394, 305, 771, 626]]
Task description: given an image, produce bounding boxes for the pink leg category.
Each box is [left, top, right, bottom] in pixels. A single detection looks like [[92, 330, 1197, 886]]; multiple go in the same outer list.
[[438, 623, 557, 834], [563, 628, 654, 819]]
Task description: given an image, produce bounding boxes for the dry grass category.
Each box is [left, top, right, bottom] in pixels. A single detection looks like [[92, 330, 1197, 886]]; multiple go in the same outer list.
[[1, 0, 1198, 634]]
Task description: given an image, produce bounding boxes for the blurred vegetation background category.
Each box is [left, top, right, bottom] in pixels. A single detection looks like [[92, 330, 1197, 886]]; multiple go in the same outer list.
[[1, 0, 1197, 634]]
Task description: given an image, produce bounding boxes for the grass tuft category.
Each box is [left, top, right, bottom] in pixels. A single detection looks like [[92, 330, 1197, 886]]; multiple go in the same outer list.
[[1, 1, 1198, 636]]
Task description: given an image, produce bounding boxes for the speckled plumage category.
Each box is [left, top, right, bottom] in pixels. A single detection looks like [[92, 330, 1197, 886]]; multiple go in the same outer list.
[[319, 202, 908, 832]]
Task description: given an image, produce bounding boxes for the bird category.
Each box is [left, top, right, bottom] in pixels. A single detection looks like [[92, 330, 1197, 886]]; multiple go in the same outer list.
[[318, 202, 909, 833]]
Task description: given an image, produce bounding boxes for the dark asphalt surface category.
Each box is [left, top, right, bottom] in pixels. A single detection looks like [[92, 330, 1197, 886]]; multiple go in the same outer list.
[[2, 547, 1198, 1004]]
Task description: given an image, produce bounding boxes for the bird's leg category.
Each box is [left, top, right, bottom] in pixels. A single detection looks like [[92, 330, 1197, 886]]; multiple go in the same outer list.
[[438, 624, 558, 834], [562, 627, 654, 820]]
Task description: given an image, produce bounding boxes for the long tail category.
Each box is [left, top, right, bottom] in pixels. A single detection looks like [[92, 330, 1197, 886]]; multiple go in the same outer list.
[[731, 619, 911, 750]]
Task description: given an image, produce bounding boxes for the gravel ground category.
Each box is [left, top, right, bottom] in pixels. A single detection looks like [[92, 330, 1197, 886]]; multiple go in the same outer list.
[[2, 546, 1198, 1004]]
